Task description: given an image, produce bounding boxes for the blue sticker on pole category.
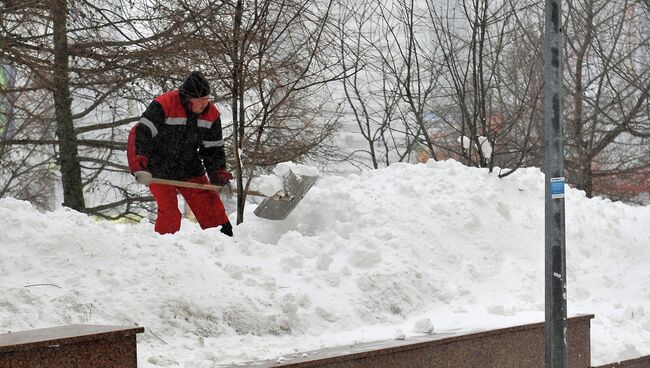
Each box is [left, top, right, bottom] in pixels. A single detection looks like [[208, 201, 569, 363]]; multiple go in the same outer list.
[[551, 177, 565, 199]]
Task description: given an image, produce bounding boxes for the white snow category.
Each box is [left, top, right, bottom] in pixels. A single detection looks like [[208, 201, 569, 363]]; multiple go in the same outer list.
[[477, 136, 492, 159], [1, 159, 649, 367], [457, 136, 492, 160], [458, 135, 473, 150], [250, 162, 319, 197]]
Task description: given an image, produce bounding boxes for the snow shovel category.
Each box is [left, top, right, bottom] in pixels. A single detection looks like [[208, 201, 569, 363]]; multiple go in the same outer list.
[[253, 170, 318, 220], [148, 171, 317, 220]]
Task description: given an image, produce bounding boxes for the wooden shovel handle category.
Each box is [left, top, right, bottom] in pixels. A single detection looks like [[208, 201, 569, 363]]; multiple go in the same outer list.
[[149, 178, 268, 198]]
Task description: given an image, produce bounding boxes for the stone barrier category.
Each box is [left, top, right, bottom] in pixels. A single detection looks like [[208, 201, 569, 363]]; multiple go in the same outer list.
[[221, 314, 594, 368], [0, 324, 144, 368]]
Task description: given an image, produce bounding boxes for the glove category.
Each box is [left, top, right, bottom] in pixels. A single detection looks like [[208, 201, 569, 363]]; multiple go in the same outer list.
[[134, 171, 152, 185], [209, 169, 233, 185]]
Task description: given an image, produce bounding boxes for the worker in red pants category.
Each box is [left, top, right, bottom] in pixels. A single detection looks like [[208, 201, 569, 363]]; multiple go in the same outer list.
[[127, 71, 233, 236]]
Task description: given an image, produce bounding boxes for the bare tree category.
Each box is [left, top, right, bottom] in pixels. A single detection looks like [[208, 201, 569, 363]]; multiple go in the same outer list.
[[376, 0, 445, 163], [490, 0, 546, 177], [427, 0, 506, 169], [336, 0, 446, 168], [1, 0, 188, 218], [564, 0, 649, 197], [336, 0, 404, 169], [179, 0, 345, 224]]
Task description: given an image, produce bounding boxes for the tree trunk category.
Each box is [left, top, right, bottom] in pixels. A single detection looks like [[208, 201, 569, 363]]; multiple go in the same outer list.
[[232, 0, 245, 225], [575, 159, 594, 198], [51, 0, 85, 210]]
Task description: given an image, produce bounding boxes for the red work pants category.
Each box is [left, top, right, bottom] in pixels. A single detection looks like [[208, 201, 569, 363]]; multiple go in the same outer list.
[[149, 175, 230, 234]]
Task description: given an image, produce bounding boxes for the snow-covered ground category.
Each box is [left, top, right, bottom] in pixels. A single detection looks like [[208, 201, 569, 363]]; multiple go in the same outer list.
[[1, 160, 649, 367]]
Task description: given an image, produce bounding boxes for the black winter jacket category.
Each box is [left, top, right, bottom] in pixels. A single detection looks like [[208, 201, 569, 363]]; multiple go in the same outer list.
[[127, 89, 227, 181]]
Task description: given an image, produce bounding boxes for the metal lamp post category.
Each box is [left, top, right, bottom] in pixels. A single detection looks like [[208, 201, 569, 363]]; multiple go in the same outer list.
[[543, 1, 568, 368]]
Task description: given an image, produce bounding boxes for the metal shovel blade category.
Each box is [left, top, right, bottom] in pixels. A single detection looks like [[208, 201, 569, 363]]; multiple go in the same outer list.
[[253, 170, 318, 220]]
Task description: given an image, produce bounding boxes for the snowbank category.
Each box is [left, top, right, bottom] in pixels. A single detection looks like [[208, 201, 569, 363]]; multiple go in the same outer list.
[[1, 160, 649, 367]]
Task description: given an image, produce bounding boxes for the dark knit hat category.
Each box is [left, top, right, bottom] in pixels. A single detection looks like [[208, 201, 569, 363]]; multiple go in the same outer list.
[[180, 71, 211, 98]]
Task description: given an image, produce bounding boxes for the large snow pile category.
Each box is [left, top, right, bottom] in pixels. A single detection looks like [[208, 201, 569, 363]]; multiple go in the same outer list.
[[1, 160, 649, 367]]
